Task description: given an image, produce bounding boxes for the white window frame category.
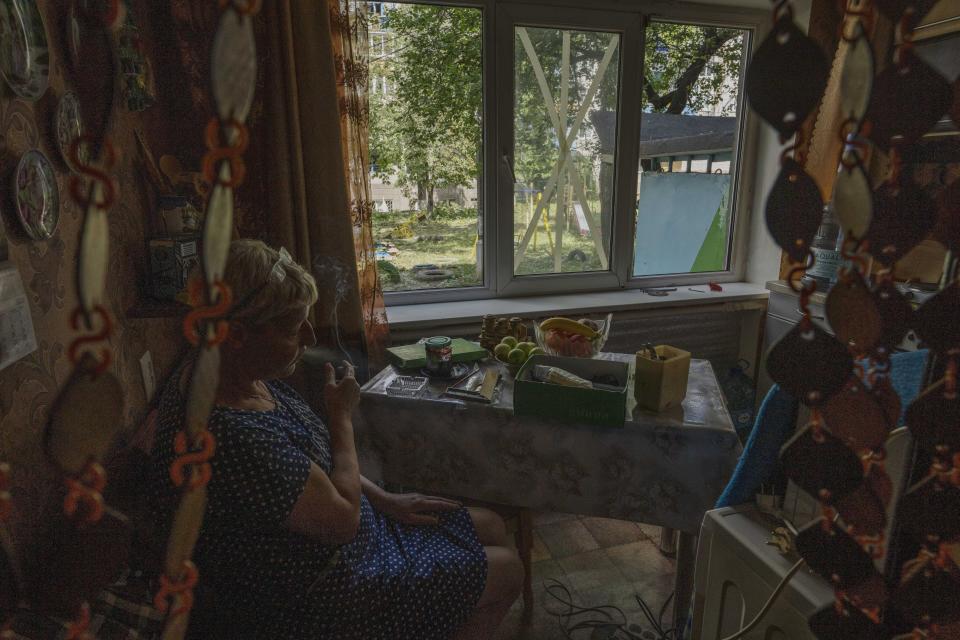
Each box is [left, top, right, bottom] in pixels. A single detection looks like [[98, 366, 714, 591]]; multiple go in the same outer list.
[[380, 0, 767, 306]]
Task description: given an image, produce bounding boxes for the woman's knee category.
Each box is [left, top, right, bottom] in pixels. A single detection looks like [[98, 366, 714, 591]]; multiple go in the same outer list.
[[469, 507, 508, 547], [482, 545, 524, 606]]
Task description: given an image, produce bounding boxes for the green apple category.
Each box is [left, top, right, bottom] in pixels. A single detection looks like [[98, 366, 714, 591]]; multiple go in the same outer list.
[[528, 347, 544, 357], [517, 341, 536, 354], [493, 343, 511, 361], [500, 336, 518, 349], [507, 348, 526, 365]]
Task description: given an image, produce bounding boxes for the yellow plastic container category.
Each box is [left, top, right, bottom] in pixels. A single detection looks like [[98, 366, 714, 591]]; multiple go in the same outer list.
[[634, 345, 691, 412]]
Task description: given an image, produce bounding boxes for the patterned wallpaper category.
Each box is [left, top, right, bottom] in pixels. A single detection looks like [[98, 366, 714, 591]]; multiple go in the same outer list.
[[0, 0, 254, 572]]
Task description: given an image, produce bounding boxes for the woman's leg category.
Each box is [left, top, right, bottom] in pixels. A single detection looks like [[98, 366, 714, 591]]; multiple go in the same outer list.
[[453, 545, 524, 640], [468, 507, 509, 547]]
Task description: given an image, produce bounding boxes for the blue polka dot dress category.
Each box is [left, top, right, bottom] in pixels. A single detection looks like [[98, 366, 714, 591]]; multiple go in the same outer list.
[[150, 369, 487, 639]]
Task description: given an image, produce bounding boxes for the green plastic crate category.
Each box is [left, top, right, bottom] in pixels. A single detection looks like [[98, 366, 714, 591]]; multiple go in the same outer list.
[[513, 355, 629, 427]]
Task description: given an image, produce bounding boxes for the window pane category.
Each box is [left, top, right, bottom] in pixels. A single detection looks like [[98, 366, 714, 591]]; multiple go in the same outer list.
[[633, 22, 748, 277], [512, 26, 620, 276], [369, 3, 483, 292]]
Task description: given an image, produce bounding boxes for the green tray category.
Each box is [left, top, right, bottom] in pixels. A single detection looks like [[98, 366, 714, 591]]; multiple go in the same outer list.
[[386, 338, 488, 370]]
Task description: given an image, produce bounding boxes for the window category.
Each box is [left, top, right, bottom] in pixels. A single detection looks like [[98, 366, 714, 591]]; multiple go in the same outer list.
[[509, 24, 621, 278], [633, 22, 749, 278], [367, 0, 759, 303], [368, 2, 484, 293]]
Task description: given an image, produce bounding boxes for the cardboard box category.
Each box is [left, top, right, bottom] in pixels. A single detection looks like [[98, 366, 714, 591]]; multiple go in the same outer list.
[[514, 354, 628, 427], [634, 345, 691, 412]]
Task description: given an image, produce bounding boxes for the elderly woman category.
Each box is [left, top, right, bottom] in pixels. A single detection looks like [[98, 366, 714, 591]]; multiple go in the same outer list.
[[151, 240, 522, 639]]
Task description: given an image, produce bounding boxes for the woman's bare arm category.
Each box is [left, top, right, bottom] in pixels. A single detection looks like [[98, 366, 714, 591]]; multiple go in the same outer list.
[[285, 363, 361, 544]]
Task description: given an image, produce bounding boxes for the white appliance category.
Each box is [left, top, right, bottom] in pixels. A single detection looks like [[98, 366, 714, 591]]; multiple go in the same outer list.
[[690, 505, 833, 640], [691, 428, 915, 639]]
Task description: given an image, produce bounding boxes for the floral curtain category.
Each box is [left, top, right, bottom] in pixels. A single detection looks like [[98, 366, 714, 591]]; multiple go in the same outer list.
[[330, 0, 390, 369], [261, 0, 390, 377]]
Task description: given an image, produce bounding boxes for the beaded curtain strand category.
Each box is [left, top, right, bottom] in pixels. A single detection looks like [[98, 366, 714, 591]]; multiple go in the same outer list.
[[749, 0, 960, 636], [155, 1, 260, 638], [41, 2, 126, 638]]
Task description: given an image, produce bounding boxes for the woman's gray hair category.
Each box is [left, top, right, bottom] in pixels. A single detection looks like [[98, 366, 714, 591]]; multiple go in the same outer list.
[[223, 239, 318, 326]]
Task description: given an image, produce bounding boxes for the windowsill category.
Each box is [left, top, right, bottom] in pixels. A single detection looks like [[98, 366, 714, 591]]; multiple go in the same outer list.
[[386, 282, 769, 330]]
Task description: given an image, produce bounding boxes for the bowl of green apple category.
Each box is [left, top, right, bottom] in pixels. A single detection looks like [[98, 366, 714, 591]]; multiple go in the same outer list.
[[491, 335, 543, 376]]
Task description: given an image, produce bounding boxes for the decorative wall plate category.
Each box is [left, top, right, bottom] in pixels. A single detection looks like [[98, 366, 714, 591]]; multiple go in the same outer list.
[[13, 149, 60, 240], [0, 0, 49, 100], [55, 91, 87, 173]]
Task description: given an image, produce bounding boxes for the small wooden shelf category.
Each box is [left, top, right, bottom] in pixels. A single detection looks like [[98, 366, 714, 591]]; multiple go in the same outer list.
[[126, 298, 190, 319]]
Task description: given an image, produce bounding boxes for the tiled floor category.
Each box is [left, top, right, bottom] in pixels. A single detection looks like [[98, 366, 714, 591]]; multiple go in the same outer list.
[[494, 513, 677, 640]]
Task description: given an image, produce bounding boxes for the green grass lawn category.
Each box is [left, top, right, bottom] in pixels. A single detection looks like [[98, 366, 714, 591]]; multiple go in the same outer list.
[[373, 206, 605, 292]]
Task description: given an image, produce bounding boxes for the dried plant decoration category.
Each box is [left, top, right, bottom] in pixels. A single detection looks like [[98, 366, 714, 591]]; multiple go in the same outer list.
[[765, 157, 825, 262], [890, 555, 960, 626], [872, 279, 914, 350], [821, 379, 897, 451], [913, 280, 960, 354], [796, 517, 884, 587], [781, 424, 865, 499], [903, 381, 960, 453], [839, 19, 875, 125], [826, 271, 882, 354], [866, 32, 952, 150], [835, 481, 887, 538], [872, 0, 940, 24], [809, 599, 897, 637], [832, 146, 874, 239], [866, 176, 937, 265], [745, 1, 829, 140], [933, 176, 960, 252], [767, 322, 853, 403], [869, 375, 903, 431]]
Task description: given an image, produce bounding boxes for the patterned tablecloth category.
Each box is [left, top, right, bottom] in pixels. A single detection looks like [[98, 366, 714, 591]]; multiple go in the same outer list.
[[357, 354, 742, 534]]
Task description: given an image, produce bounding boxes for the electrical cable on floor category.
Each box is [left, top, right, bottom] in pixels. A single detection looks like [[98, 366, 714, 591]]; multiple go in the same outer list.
[[543, 580, 675, 639], [635, 591, 674, 639], [543, 557, 805, 640]]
